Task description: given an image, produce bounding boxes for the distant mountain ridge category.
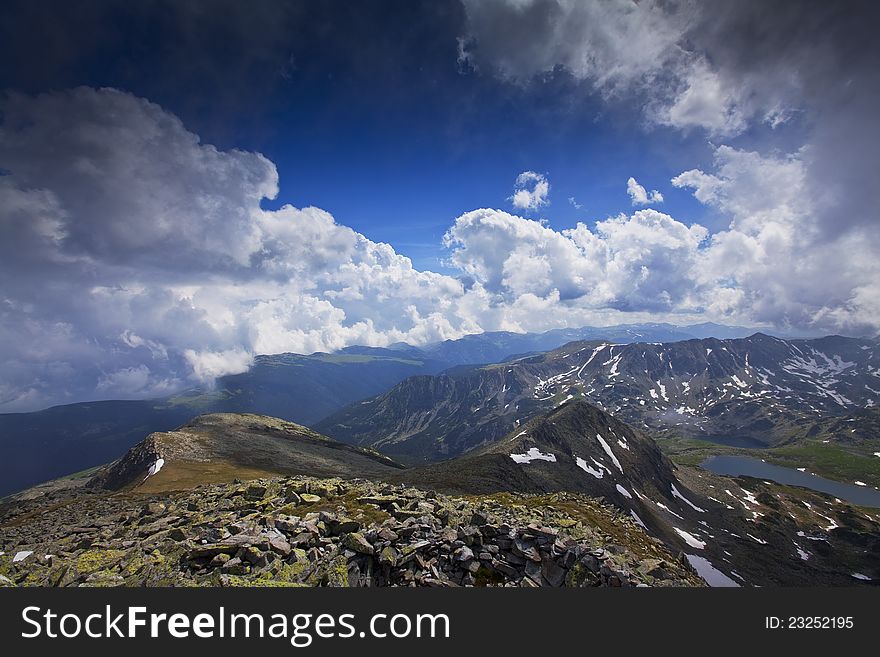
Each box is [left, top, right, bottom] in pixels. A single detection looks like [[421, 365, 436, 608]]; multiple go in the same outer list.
[[316, 333, 880, 463], [0, 322, 770, 495], [404, 321, 781, 366]]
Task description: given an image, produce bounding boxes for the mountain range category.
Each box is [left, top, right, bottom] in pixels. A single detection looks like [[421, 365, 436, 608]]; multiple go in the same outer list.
[[317, 333, 880, 463], [0, 322, 783, 496]]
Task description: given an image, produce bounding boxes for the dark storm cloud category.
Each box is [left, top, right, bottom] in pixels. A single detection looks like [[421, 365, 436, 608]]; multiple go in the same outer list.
[[0, 1, 299, 100], [683, 0, 880, 240]]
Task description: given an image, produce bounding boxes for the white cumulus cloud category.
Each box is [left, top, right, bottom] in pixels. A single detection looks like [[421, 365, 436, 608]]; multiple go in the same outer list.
[[0, 88, 477, 410], [675, 145, 880, 334], [183, 348, 255, 383], [510, 171, 550, 211], [444, 207, 708, 312], [626, 177, 664, 205]]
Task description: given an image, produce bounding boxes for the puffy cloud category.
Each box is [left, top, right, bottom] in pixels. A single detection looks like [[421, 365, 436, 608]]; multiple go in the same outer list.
[[676, 145, 880, 335], [510, 171, 550, 211], [459, 0, 880, 144], [183, 349, 254, 383], [459, 0, 880, 244], [653, 58, 746, 135], [443, 207, 708, 312], [96, 365, 180, 397], [626, 177, 664, 205], [459, 0, 689, 94], [0, 87, 273, 270], [457, 0, 880, 335]]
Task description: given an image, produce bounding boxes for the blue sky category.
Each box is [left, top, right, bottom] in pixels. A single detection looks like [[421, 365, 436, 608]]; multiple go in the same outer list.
[[1, 0, 878, 411], [0, 0, 729, 271]]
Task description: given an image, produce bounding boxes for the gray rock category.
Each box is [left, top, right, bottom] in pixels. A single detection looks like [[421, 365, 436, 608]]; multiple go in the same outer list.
[[244, 485, 268, 501], [377, 527, 399, 542], [328, 517, 361, 536], [342, 532, 374, 556], [168, 527, 187, 542], [267, 535, 291, 557], [454, 546, 474, 562], [541, 557, 566, 587]]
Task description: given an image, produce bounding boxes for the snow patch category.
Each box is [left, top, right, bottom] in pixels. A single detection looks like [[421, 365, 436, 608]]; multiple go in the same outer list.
[[510, 448, 556, 464], [657, 502, 684, 519], [595, 434, 623, 473], [144, 458, 165, 481], [685, 554, 739, 587], [674, 528, 706, 549], [671, 483, 706, 513], [630, 510, 647, 530], [616, 484, 633, 499], [740, 488, 759, 506], [575, 456, 604, 479], [13, 550, 33, 563], [657, 382, 668, 402]]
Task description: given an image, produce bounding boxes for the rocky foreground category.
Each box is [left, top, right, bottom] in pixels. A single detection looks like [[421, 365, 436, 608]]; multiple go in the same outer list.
[[0, 475, 703, 588]]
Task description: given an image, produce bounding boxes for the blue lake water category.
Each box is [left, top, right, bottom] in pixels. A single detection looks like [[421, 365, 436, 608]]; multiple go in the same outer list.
[[701, 455, 880, 508]]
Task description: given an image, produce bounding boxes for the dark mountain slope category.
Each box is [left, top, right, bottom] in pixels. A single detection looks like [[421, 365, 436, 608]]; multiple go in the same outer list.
[[400, 400, 880, 586], [0, 400, 195, 497], [402, 400, 701, 539], [203, 350, 446, 425]]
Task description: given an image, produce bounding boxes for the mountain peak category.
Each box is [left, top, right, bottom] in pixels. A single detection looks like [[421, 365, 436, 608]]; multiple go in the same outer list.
[[88, 413, 403, 493]]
